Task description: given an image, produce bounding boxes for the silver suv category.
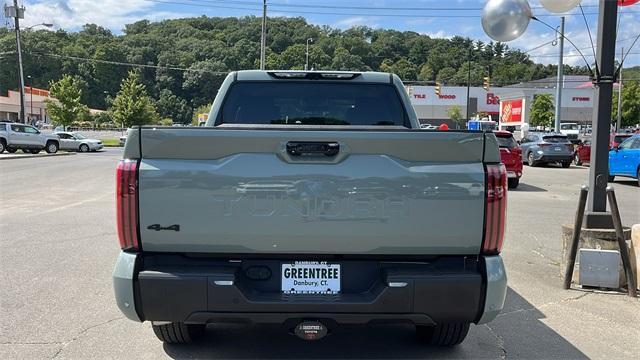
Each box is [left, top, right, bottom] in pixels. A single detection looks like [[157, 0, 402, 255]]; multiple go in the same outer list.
[[0, 122, 60, 154]]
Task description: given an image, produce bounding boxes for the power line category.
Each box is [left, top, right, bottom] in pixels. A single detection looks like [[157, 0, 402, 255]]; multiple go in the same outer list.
[[27, 52, 229, 74], [141, 0, 638, 19]]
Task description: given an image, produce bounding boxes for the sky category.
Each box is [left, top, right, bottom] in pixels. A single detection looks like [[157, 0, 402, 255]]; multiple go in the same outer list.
[[4, 0, 640, 67]]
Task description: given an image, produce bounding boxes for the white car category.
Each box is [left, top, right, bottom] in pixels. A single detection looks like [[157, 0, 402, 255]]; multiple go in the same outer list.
[[54, 132, 103, 152], [0, 122, 60, 154]]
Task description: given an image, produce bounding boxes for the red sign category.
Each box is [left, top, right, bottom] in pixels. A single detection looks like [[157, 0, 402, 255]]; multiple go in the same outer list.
[[571, 97, 590, 102], [501, 99, 523, 123], [487, 93, 500, 105], [438, 94, 456, 100], [413, 94, 426, 99]]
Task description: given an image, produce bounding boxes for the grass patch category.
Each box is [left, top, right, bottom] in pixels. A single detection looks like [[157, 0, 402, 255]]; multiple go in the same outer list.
[[101, 138, 121, 146]]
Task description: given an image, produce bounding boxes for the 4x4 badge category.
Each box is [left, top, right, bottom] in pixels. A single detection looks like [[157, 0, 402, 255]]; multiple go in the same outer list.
[[147, 224, 180, 232]]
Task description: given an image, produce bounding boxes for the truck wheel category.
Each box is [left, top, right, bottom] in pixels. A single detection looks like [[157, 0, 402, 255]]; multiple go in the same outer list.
[[79, 144, 89, 152], [573, 154, 582, 166], [7, 148, 17, 153], [45, 141, 58, 154], [29, 149, 41, 154], [561, 161, 571, 168], [416, 323, 470, 346], [0, 140, 5, 153], [152, 322, 205, 344], [527, 153, 537, 167], [508, 178, 519, 189]]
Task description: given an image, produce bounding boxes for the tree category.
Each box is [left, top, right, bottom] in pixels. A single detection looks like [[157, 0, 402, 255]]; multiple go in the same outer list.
[[447, 106, 465, 129], [612, 81, 640, 128], [45, 75, 89, 130], [156, 89, 192, 124], [109, 71, 158, 128], [529, 94, 555, 129]]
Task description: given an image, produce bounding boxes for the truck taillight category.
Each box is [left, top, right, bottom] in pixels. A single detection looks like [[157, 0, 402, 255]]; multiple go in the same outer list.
[[483, 164, 507, 255], [116, 159, 140, 251]]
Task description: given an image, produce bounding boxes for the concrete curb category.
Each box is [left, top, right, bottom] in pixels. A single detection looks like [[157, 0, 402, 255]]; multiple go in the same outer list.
[[0, 152, 76, 161]]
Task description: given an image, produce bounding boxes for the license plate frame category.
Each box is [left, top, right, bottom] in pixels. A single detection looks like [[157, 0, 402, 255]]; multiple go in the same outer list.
[[281, 261, 341, 295]]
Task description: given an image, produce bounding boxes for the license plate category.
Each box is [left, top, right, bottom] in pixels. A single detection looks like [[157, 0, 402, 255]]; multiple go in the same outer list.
[[281, 262, 341, 294], [554, 147, 561, 151]]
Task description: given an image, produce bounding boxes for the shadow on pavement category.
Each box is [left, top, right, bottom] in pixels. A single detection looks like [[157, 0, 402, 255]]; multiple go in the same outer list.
[[612, 179, 639, 188], [513, 183, 548, 192], [162, 287, 586, 359]]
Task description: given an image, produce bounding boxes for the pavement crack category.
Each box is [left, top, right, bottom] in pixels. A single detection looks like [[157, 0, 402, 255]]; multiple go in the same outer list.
[[497, 292, 591, 318], [484, 324, 507, 359], [50, 316, 124, 359]]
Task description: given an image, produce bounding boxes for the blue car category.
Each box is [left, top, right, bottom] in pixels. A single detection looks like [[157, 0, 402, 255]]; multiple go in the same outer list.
[[609, 134, 640, 186]]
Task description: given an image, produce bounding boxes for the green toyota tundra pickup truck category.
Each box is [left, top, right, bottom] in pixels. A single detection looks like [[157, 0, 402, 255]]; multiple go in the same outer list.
[[113, 70, 507, 346]]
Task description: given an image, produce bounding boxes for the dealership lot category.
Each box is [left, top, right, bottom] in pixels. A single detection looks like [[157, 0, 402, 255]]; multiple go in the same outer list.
[[1, 148, 638, 359]]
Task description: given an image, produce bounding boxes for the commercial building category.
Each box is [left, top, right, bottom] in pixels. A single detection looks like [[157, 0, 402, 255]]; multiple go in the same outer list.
[[0, 87, 52, 124], [406, 75, 596, 130]]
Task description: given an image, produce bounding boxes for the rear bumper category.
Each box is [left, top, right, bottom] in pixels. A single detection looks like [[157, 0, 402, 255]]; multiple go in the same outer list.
[[535, 153, 573, 162], [113, 252, 507, 326]]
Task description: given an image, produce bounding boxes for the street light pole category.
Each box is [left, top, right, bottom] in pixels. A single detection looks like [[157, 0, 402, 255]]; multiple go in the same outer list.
[[465, 46, 472, 121], [585, 0, 618, 228], [27, 75, 33, 125], [616, 47, 623, 131], [554, 16, 565, 133], [10, 0, 26, 123], [305, 38, 313, 71], [260, 0, 267, 70]]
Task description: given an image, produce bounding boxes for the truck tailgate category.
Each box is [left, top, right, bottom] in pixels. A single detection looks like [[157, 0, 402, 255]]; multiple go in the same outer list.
[[136, 128, 489, 255]]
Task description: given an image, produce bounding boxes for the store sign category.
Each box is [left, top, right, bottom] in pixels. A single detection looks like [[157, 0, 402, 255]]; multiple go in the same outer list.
[[500, 99, 523, 123], [486, 93, 500, 105]]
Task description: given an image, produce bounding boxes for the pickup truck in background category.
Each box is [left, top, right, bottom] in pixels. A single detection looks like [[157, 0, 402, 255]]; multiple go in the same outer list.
[[0, 122, 60, 154], [113, 71, 508, 346]]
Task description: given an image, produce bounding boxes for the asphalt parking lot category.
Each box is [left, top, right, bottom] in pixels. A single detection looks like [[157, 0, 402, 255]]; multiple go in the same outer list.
[[1, 148, 639, 359]]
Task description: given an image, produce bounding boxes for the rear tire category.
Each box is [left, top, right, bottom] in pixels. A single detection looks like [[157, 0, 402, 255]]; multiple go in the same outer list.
[[508, 178, 520, 189], [45, 141, 58, 154], [0, 140, 5, 153], [29, 149, 40, 154], [152, 322, 205, 344], [561, 161, 571, 168], [7, 148, 17, 153], [574, 154, 582, 166], [417, 323, 470, 346]]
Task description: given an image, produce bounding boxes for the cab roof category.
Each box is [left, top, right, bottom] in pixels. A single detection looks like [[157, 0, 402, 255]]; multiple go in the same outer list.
[[235, 70, 393, 83]]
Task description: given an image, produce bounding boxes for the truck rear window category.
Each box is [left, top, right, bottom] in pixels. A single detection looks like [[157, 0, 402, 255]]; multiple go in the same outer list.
[[219, 82, 408, 126]]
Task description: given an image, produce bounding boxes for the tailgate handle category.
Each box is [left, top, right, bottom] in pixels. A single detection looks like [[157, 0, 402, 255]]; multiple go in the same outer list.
[[286, 141, 340, 157]]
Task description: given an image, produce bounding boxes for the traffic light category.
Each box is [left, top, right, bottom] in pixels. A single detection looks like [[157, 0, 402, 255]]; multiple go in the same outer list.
[[483, 76, 490, 91], [434, 82, 441, 96]]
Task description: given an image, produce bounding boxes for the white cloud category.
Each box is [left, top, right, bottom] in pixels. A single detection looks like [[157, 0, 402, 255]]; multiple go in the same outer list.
[[20, 0, 187, 32], [420, 30, 452, 39]]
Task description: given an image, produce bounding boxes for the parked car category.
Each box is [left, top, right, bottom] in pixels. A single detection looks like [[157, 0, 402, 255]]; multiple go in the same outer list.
[[119, 129, 130, 147], [574, 139, 591, 166], [419, 123, 438, 130], [559, 122, 580, 143], [610, 133, 632, 149], [112, 70, 508, 346], [54, 132, 104, 152], [0, 122, 60, 154], [494, 130, 522, 188], [609, 134, 640, 186], [519, 132, 573, 168]]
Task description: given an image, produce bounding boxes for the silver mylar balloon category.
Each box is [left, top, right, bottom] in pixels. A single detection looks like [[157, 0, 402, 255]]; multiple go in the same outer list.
[[481, 0, 533, 42]]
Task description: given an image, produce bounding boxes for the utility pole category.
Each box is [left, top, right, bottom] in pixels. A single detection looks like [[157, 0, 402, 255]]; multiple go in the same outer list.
[[465, 46, 472, 120], [28, 75, 33, 125], [260, 0, 267, 70], [585, 0, 618, 228], [554, 16, 565, 133], [6, 0, 26, 123], [305, 38, 313, 71], [616, 47, 623, 132]]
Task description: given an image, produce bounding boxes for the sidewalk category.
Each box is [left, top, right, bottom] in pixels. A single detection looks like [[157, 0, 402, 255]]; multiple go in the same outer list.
[[0, 151, 75, 160]]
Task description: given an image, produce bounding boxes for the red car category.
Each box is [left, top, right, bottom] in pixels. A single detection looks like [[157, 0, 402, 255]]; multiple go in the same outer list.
[[494, 131, 522, 189], [574, 134, 632, 166]]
